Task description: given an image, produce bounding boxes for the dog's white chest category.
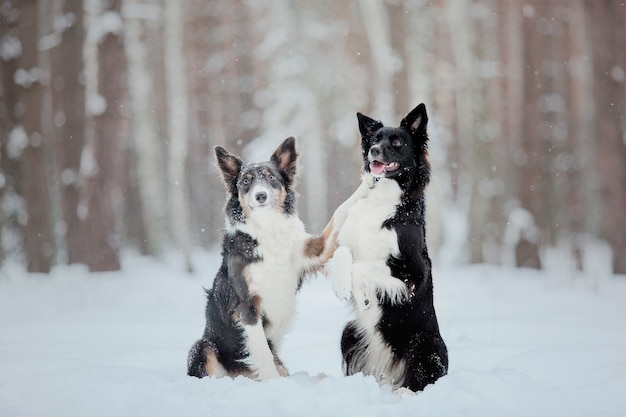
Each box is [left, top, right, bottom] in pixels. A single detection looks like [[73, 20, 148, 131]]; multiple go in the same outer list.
[[338, 179, 401, 260], [241, 211, 308, 341]]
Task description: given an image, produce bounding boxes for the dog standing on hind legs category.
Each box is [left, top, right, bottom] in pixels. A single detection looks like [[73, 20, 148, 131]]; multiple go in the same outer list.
[[187, 137, 335, 380], [327, 103, 448, 392]]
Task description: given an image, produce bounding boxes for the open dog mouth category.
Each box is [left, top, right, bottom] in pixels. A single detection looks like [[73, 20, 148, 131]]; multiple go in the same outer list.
[[369, 160, 400, 175]]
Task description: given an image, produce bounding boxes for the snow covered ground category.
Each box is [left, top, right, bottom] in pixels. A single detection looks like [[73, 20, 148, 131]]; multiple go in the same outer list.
[[1, 251, 625, 417]]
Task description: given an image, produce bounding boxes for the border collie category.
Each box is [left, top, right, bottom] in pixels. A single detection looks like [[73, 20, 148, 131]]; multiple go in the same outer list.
[[187, 137, 334, 380], [327, 103, 448, 392]]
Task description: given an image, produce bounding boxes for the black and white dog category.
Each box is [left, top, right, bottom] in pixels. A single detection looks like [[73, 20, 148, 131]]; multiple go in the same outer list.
[[187, 137, 334, 380], [327, 103, 448, 392]]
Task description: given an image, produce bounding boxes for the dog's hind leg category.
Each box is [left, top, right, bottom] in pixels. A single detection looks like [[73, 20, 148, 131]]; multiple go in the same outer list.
[[187, 339, 227, 378], [340, 320, 367, 376], [402, 332, 448, 391]]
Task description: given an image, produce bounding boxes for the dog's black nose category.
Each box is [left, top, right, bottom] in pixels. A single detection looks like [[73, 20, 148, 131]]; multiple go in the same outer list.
[[370, 145, 381, 158], [255, 192, 267, 203]]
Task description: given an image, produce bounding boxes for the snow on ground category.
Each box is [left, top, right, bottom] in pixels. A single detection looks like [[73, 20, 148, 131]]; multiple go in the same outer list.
[[1, 251, 625, 417]]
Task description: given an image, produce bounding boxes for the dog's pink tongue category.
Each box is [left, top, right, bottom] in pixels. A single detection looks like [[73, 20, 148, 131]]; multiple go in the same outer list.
[[370, 161, 385, 175]]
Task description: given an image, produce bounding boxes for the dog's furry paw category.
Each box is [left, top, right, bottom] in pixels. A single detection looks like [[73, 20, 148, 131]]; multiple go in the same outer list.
[[255, 365, 282, 380], [352, 262, 407, 308], [276, 364, 289, 377], [327, 246, 353, 301], [394, 387, 416, 397], [362, 172, 376, 188]]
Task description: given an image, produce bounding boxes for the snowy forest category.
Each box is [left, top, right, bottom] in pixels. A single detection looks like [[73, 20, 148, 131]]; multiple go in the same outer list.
[[1, 0, 624, 275]]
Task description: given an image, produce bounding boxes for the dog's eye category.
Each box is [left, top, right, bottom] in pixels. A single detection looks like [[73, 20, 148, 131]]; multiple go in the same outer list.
[[269, 174, 276, 181], [242, 178, 250, 185], [391, 138, 403, 147]]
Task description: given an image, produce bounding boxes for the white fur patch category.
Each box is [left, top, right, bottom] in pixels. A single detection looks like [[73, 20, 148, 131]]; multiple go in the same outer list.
[[331, 177, 410, 388], [348, 320, 407, 388], [227, 207, 320, 356], [335, 179, 406, 309], [241, 321, 280, 380], [326, 246, 353, 301], [351, 261, 406, 309], [240, 210, 308, 340], [245, 183, 276, 210], [337, 178, 401, 260]]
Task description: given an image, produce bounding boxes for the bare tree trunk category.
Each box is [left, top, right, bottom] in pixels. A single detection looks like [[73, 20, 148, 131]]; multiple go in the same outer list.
[[124, 0, 166, 255], [516, 2, 546, 269], [498, 0, 527, 266], [0, 0, 24, 263], [164, 0, 193, 271], [569, 0, 600, 242], [53, 0, 87, 264], [82, 0, 127, 272], [586, 0, 626, 274], [183, 0, 223, 247], [15, 0, 54, 272]]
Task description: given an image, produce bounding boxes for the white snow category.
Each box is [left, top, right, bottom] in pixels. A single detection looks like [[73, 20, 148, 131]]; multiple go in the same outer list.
[[6, 126, 29, 159], [1, 251, 625, 417], [87, 11, 124, 44], [0, 33, 22, 61], [86, 93, 107, 116]]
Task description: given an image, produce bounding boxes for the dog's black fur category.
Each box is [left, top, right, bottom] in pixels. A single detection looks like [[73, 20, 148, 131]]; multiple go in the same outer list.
[[336, 103, 448, 392]]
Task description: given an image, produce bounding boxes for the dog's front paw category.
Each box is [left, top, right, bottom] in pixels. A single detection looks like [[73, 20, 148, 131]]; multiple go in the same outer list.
[[276, 364, 289, 377], [255, 365, 281, 380], [327, 246, 353, 301], [352, 266, 377, 311]]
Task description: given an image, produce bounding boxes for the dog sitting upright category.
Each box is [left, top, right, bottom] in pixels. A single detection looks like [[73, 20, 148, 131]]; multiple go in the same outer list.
[[187, 137, 333, 380], [327, 103, 448, 392]]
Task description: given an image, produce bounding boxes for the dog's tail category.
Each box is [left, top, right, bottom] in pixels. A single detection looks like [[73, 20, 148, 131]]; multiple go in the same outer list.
[[187, 338, 220, 378]]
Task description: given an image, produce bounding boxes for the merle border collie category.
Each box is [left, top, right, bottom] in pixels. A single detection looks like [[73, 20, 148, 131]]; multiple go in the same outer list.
[[187, 137, 334, 380], [327, 103, 448, 392]]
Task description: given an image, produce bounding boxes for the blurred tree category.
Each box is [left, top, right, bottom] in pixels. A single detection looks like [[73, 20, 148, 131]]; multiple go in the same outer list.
[[49, 0, 87, 265], [81, 0, 128, 272], [183, 0, 223, 247], [586, 0, 626, 274], [164, 0, 193, 271], [2, 0, 625, 276], [124, 0, 166, 256], [0, 0, 23, 264], [15, 0, 54, 272]]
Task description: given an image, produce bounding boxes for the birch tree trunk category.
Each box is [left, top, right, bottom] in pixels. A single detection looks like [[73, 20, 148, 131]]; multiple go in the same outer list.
[[164, 0, 193, 272], [125, 0, 166, 255]]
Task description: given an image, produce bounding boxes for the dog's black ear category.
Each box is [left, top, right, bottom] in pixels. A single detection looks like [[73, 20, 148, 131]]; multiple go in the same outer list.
[[215, 146, 244, 192], [357, 112, 384, 139], [271, 136, 297, 179], [401, 103, 428, 138]]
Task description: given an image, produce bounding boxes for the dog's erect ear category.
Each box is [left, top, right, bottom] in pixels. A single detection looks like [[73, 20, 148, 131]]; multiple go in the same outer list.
[[215, 146, 244, 192], [271, 136, 298, 179], [357, 112, 384, 139], [401, 103, 428, 138]]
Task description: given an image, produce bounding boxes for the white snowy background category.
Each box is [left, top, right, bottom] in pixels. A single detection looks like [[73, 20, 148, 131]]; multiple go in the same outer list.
[[1, 250, 625, 417]]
